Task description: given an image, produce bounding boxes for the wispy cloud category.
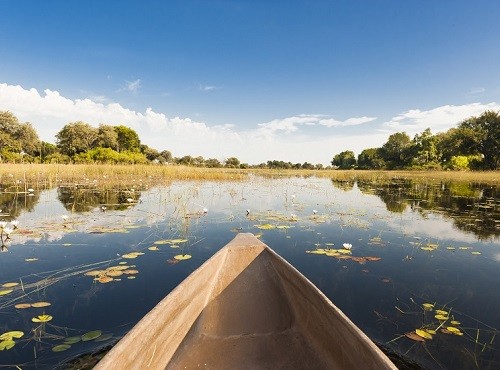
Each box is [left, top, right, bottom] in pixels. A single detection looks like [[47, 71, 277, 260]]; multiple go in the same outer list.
[[199, 84, 217, 91], [469, 87, 485, 95], [122, 79, 141, 93], [318, 116, 376, 127]]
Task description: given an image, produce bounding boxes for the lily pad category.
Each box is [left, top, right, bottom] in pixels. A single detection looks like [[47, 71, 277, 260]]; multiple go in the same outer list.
[[0, 289, 13, 296], [52, 344, 71, 352], [422, 303, 434, 310], [435, 314, 449, 321], [405, 332, 425, 342], [2, 282, 19, 288], [174, 254, 192, 260], [32, 314, 53, 323], [31, 302, 51, 308], [148, 246, 160, 251], [94, 333, 113, 342], [0, 331, 24, 340], [0, 340, 16, 350], [415, 329, 433, 340], [14, 303, 32, 309], [82, 330, 102, 341], [63, 336, 82, 344]]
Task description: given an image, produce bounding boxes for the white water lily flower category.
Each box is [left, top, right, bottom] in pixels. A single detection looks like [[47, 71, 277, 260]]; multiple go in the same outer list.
[[0, 221, 7, 229], [3, 227, 13, 236], [10, 221, 19, 229], [343, 243, 352, 250], [312, 210, 317, 214], [61, 215, 68, 221]]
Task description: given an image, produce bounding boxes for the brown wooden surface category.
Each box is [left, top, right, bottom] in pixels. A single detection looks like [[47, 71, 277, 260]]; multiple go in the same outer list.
[[96, 233, 397, 369]]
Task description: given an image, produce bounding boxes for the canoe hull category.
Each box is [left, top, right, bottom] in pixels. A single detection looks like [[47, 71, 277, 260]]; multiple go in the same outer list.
[[97, 233, 396, 369]]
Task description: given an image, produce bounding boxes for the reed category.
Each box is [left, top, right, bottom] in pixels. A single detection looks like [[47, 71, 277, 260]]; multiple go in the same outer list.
[[0, 164, 498, 189]]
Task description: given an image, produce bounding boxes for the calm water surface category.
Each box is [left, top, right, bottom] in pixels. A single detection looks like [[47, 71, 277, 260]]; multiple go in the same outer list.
[[0, 176, 498, 369]]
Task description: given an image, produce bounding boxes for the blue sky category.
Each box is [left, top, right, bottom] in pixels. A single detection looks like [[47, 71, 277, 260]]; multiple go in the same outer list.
[[1, 0, 499, 164]]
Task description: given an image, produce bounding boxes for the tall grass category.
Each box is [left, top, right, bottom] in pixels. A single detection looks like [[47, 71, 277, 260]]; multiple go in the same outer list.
[[0, 164, 498, 190]]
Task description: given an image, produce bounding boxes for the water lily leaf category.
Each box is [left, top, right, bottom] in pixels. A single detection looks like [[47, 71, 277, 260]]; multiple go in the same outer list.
[[405, 332, 425, 342], [364, 256, 381, 261], [127, 276, 136, 279], [106, 270, 123, 277], [174, 254, 192, 260], [81, 330, 102, 341], [422, 303, 434, 310], [32, 314, 53, 323], [25, 258, 38, 262], [450, 320, 461, 325], [2, 282, 19, 288], [31, 302, 51, 308], [0, 340, 16, 350], [107, 265, 129, 271], [94, 333, 113, 342], [471, 251, 481, 255], [255, 224, 275, 230], [119, 262, 127, 265], [306, 250, 326, 255], [415, 329, 433, 340], [446, 247, 456, 250], [420, 247, 434, 251], [425, 329, 437, 335], [435, 314, 449, 321], [84, 270, 105, 276], [97, 276, 113, 283], [14, 303, 32, 309], [0, 290, 13, 296], [0, 331, 24, 340], [435, 309, 449, 315], [122, 253, 139, 259], [52, 344, 71, 352], [148, 246, 159, 251], [122, 269, 139, 274], [63, 336, 81, 344], [169, 245, 180, 249]]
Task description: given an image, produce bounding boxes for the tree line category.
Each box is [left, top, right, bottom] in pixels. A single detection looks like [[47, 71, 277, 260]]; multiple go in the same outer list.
[[0, 110, 498, 170], [332, 111, 499, 170]]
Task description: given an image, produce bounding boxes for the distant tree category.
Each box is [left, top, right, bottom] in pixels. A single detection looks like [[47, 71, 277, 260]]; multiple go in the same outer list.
[[177, 155, 194, 165], [36, 141, 59, 162], [332, 150, 356, 169], [56, 121, 98, 157], [225, 157, 240, 168], [457, 110, 500, 169], [114, 125, 141, 152], [302, 162, 315, 169], [140, 144, 160, 161], [205, 158, 222, 168], [357, 148, 385, 169], [380, 132, 412, 169], [0, 111, 40, 156], [160, 150, 173, 163], [95, 124, 119, 150]]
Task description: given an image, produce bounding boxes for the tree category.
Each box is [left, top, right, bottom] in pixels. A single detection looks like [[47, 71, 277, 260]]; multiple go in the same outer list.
[[114, 125, 140, 152], [205, 158, 221, 168], [380, 132, 412, 169], [95, 124, 119, 150], [160, 150, 173, 163], [331, 150, 356, 169], [15, 122, 40, 156], [56, 121, 98, 157], [409, 128, 440, 168], [357, 148, 385, 169], [224, 157, 240, 168], [140, 144, 160, 161], [458, 110, 500, 169]]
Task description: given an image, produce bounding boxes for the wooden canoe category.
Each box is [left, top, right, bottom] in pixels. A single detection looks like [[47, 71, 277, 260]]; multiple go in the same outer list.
[[96, 233, 396, 369]]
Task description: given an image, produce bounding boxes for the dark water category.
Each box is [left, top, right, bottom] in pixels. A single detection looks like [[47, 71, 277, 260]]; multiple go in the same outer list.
[[0, 176, 498, 369]]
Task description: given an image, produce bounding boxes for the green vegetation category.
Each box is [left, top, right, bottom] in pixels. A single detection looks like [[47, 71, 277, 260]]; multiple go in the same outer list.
[[0, 110, 499, 170], [332, 111, 500, 170]]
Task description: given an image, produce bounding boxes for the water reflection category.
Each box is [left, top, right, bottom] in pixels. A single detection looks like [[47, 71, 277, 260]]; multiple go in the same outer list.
[[332, 179, 499, 239], [0, 177, 498, 369]]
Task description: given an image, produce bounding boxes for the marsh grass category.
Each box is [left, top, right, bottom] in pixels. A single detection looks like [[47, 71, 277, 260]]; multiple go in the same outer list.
[[0, 164, 498, 190], [0, 164, 248, 189]]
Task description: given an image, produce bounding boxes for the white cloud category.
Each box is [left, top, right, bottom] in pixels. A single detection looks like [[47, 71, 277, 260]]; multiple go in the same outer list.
[[318, 116, 376, 127], [1, 83, 498, 165], [469, 87, 485, 95], [382, 102, 500, 136]]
